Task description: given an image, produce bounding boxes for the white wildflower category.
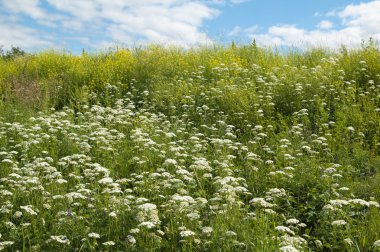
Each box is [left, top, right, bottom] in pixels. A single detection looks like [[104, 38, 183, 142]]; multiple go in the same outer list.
[[1, 190, 13, 196], [226, 230, 237, 237], [130, 228, 140, 234], [329, 199, 349, 207], [20, 205, 38, 216], [126, 235, 136, 244], [51, 235, 70, 245], [201, 226, 213, 236], [315, 240, 323, 248], [275, 226, 295, 236], [286, 218, 300, 225], [374, 240, 380, 247], [163, 159, 177, 166], [138, 221, 156, 229], [88, 232, 100, 239], [347, 126, 355, 132], [369, 201, 380, 208], [180, 230, 195, 238], [249, 198, 275, 208], [344, 238, 353, 246], [102, 241, 115, 246], [156, 230, 165, 236], [265, 160, 274, 165], [349, 199, 369, 207], [0, 241, 15, 250], [13, 211, 23, 218], [298, 223, 307, 228], [56, 179, 67, 184], [43, 203, 51, 209], [98, 177, 113, 185], [138, 203, 157, 211], [1, 159, 13, 164], [338, 187, 350, 192], [331, 220, 347, 227], [187, 212, 200, 220], [264, 209, 277, 215], [279, 245, 299, 252]]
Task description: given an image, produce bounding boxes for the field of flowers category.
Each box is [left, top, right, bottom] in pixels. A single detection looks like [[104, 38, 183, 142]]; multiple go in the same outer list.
[[1, 43, 380, 251]]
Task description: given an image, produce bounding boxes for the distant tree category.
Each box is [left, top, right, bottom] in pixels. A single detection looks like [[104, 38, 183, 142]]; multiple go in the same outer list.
[[0, 46, 27, 60], [361, 37, 379, 51], [231, 41, 236, 50], [251, 39, 257, 50]]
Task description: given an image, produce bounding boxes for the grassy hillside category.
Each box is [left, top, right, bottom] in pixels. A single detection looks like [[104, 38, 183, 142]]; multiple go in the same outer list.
[[1, 43, 380, 251]]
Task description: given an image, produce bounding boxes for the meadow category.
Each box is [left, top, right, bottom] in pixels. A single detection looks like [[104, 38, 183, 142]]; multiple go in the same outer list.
[[1, 42, 380, 251]]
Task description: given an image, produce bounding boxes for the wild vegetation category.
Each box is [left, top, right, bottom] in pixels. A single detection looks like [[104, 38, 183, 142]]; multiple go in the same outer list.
[[1, 41, 380, 251]]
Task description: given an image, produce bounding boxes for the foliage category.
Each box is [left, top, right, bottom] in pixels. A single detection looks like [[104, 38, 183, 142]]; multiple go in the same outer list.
[[1, 42, 380, 251]]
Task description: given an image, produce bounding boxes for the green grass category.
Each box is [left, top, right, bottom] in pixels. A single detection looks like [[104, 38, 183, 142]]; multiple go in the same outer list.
[[1, 41, 380, 251]]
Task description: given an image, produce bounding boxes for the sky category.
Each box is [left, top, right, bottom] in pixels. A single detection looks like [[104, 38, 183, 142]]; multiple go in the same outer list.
[[1, 0, 380, 53]]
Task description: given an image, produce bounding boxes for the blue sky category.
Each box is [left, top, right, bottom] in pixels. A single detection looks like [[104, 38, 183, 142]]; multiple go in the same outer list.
[[1, 0, 379, 53]]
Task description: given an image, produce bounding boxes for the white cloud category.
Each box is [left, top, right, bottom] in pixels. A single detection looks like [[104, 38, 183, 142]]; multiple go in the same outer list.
[[248, 0, 380, 48], [326, 10, 337, 17], [1, 0, 222, 49], [317, 20, 333, 29], [249, 25, 362, 49], [1, 0, 46, 19], [244, 25, 259, 33], [207, 0, 250, 5], [1, 0, 64, 27], [228, 25, 258, 37], [0, 16, 53, 50], [44, 0, 220, 47], [228, 26, 241, 36], [229, 0, 250, 4], [3, 0, 378, 50], [338, 0, 380, 35]]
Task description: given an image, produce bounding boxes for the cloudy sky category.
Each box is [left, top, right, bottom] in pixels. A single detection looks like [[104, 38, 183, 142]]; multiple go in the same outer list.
[[1, 0, 380, 53]]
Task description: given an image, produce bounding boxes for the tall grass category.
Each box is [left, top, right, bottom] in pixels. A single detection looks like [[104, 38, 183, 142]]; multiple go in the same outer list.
[[1, 42, 380, 251]]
